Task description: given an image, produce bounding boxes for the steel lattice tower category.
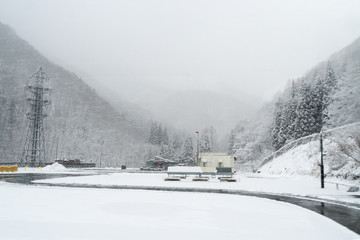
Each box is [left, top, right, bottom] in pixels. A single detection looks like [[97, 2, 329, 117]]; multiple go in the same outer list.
[[21, 67, 52, 167]]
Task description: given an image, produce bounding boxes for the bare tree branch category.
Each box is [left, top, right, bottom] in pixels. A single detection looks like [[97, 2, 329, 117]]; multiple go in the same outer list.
[[337, 139, 360, 164]]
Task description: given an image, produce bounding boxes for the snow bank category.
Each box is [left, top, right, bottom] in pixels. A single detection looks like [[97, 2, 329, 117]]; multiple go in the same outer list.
[[260, 141, 320, 176], [42, 162, 67, 172], [17, 162, 68, 173]]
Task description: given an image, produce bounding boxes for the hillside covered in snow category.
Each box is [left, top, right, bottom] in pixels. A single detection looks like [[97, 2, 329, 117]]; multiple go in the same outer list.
[[259, 122, 360, 181], [229, 36, 360, 181], [0, 22, 151, 166]]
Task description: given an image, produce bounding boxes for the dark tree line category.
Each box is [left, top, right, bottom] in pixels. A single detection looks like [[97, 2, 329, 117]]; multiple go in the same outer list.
[[148, 122, 169, 145], [200, 126, 218, 152], [147, 122, 219, 165], [147, 121, 195, 165], [271, 62, 338, 150]]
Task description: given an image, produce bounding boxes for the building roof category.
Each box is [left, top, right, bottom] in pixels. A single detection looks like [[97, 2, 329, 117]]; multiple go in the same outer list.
[[149, 156, 176, 163]]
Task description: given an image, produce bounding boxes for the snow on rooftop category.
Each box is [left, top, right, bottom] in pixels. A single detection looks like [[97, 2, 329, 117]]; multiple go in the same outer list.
[[167, 166, 202, 173]]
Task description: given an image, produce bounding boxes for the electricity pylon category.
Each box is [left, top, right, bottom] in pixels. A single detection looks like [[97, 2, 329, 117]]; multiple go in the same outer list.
[[21, 67, 52, 167]]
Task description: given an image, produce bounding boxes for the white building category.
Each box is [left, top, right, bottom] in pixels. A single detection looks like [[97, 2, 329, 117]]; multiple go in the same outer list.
[[198, 152, 236, 173]]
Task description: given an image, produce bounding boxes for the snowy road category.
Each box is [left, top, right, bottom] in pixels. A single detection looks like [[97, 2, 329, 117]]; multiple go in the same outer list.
[[0, 181, 358, 240]]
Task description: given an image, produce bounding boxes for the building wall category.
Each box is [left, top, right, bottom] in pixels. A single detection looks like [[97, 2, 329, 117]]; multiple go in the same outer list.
[[199, 152, 235, 173]]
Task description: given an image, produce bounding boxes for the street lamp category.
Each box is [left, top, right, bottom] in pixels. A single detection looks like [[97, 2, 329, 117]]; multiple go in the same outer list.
[[196, 131, 199, 166]]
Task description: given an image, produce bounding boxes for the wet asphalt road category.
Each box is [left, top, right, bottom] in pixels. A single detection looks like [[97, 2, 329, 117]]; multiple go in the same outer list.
[[0, 173, 359, 234]]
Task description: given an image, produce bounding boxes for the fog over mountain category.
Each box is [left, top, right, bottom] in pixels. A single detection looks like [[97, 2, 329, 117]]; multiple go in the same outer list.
[[1, 1, 360, 166], [145, 90, 259, 138], [0, 0, 360, 140], [0, 23, 151, 166]]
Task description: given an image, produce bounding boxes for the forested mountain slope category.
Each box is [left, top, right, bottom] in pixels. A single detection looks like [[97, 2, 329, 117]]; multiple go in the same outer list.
[[229, 36, 360, 170], [0, 22, 149, 166], [327, 37, 360, 127]]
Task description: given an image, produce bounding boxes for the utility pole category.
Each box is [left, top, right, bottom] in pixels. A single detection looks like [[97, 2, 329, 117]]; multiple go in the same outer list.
[[21, 67, 52, 167], [196, 131, 199, 166], [320, 132, 325, 188], [55, 136, 59, 161], [99, 139, 104, 168]]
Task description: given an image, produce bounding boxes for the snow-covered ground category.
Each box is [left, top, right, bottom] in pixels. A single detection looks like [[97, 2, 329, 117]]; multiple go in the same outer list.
[[1, 164, 359, 239], [33, 171, 360, 206], [259, 122, 360, 180], [0, 181, 358, 240]]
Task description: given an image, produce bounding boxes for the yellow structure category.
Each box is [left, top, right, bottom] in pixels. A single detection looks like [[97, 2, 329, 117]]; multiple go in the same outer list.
[[0, 166, 18, 172], [199, 153, 236, 173]]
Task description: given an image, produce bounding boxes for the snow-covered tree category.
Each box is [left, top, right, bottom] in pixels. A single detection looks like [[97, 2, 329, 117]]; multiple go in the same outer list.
[[337, 133, 360, 164], [271, 62, 338, 150], [228, 129, 237, 154], [148, 122, 170, 146], [271, 98, 287, 150], [161, 127, 169, 145], [199, 127, 218, 152], [159, 142, 170, 159], [180, 137, 194, 165], [169, 135, 182, 161], [208, 126, 218, 151], [200, 132, 211, 152], [294, 79, 316, 138], [148, 122, 158, 145], [282, 80, 299, 140]]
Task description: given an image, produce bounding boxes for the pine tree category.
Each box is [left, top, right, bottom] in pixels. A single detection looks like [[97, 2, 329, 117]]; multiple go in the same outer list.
[[159, 142, 170, 159], [311, 75, 327, 133], [145, 147, 155, 161], [208, 126, 218, 152], [283, 80, 298, 140], [161, 127, 169, 145], [271, 98, 287, 150], [156, 124, 163, 145], [294, 79, 315, 138], [169, 135, 182, 161], [148, 122, 157, 145], [180, 137, 194, 165], [200, 133, 211, 152], [324, 62, 337, 91], [228, 129, 236, 154], [310, 62, 337, 133]]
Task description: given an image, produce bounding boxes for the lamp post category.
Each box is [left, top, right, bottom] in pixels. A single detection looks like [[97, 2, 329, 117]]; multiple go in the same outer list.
[[320, 132, 325, 188], [196, 131, 199, 166]]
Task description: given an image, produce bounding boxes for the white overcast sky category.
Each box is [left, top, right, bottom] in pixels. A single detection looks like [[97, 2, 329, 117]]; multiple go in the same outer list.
[[0, 0, 360, 104]]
